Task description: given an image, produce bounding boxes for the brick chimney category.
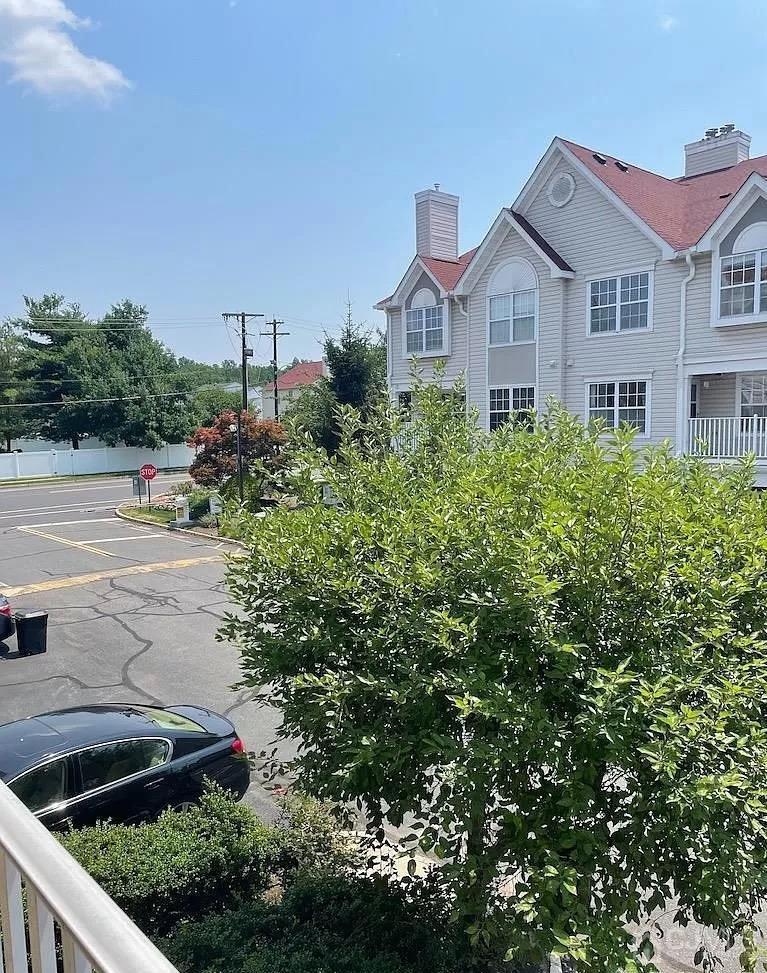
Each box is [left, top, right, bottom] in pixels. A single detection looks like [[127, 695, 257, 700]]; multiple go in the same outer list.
[[415, 186, 459, 261], [684, 125, 751, 178]]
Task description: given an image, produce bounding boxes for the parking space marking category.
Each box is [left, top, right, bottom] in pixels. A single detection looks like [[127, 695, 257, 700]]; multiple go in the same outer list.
[[80, 534, 166, 544], [17, 525, 115, 558], [4, 555, 225, 597], [0, 501, 130, 520], [11, 518, 117, 529]]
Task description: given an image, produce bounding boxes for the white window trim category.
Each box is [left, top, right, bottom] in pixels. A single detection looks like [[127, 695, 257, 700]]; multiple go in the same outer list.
[[486, 289, 538, 348], [584, 269, 654, 337], [735, 371, 767, 417], [401, 299, 449, 359], [488, 384, 536, 430], [711, 248, 767, 329], [583, 375, 652, 439]]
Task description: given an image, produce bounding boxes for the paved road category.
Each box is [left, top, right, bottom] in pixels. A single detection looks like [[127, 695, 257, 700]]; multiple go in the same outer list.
[[0, 473, 287, 821]]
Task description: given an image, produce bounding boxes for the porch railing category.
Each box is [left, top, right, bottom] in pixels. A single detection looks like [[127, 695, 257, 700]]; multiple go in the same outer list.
[[688, 415, 767, 459], [0, 780, 179, 973]]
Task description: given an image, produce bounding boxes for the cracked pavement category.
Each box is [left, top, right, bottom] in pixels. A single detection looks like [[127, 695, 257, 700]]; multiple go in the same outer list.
[[0, 473, 292, 822]]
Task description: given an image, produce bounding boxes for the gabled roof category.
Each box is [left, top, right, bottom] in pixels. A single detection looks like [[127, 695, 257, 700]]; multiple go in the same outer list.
[[420, 248, 478, 290], [506, 210, 574, 273], [560, 138, 767, 251], [263, 360, 324, 393]]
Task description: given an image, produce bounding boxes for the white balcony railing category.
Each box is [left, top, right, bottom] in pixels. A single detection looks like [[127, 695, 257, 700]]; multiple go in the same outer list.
[[0, 781, 180, 973], [688, 415, 767, 459]]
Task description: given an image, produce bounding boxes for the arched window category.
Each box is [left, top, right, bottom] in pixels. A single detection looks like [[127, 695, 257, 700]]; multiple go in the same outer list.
[[487, 258, 538, 345], [405, 288, 445, 355], [719, 221, 767, 319]]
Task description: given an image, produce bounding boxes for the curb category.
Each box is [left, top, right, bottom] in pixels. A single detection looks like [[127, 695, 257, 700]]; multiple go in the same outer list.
[[114, 506, 247, 550]]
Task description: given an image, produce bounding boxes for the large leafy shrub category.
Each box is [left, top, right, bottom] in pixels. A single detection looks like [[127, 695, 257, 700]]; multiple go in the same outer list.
[[161, 872, 475, 973], [59, 789, 287, 936], [222, 385, 767, 970]]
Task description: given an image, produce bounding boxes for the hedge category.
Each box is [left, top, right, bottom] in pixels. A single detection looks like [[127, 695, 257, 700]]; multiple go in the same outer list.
[[59, 788, 288, 936], [161, 872, 473, 973]]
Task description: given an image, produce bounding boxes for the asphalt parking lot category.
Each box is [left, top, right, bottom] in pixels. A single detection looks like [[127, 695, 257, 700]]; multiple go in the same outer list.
[[0, 472, 288, 821]]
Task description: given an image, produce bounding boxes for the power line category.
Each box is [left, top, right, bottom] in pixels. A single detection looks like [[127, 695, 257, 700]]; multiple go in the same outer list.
[[261, 319, 290, 420], [0, 391, 191, 410]]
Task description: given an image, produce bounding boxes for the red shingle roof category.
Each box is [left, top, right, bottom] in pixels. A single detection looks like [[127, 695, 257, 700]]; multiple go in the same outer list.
[[420, 247, 479, 290], [561, 138, 767, 251], [263, 360, 324, 393]]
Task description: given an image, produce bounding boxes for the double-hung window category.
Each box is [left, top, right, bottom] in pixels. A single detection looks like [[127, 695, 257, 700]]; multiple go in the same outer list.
[[489, 386, 535, 431], [587, 380, 648, 433], [406, 305, 443, 354], [740, 373, 767, 418], [489, 291, 535, 345], [720, 251, 767, 317], [589, 272, 650, 333]]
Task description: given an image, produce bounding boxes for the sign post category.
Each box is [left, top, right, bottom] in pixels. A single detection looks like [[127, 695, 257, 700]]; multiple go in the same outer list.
[[132, 475, 146, 504], [139, 463, 158, 506]]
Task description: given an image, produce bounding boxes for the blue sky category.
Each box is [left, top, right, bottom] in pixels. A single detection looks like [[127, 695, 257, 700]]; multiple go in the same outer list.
[[1, 0, 765, 366]]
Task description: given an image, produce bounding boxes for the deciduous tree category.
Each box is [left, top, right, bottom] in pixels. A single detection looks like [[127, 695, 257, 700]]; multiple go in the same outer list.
[[188, 410, 286, 487], [223, 386, 767, 972]]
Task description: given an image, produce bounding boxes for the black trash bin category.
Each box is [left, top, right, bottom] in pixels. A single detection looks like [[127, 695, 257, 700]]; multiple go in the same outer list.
[[15, 610, 49, 656]]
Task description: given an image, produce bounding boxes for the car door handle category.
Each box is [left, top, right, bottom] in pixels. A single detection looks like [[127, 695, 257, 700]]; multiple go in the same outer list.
[[144, 779, 164, 791]]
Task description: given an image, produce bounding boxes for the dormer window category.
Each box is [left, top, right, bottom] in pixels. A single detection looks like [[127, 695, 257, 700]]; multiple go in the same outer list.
[[406, 305, 443, 353], [404, 287, 447, 357], [714, 220, 767, 326], [719, 251, 766, 317]]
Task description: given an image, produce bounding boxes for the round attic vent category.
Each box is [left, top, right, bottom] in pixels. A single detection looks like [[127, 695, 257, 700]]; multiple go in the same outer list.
[[547, 172, 575, 208]]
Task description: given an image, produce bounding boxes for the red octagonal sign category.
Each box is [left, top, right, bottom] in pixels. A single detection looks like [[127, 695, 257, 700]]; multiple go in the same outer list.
[[139, 463, 158, 482]]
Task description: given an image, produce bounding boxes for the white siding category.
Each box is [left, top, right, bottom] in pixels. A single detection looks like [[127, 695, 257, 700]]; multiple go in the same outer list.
[[388, 303, 468, 393], [697, 374, 737, 418], [525, 157, 659, 278], [468, 225, 552, 429], [416, 193, 459, 260], [524, 156, 679, 444], [686, 252, 767, 365]]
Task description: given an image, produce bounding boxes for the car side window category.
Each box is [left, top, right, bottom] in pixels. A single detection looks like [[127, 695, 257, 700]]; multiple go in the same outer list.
[[9, 758, 70, 813], [78, 739, 170, 793]]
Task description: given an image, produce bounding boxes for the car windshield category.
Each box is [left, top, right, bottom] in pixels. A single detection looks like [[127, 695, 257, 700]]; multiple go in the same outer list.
[[132, 706, 206, 733]]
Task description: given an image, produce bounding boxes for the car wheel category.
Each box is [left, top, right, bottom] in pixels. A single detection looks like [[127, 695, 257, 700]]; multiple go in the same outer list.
[[172, 799, 197, 812]]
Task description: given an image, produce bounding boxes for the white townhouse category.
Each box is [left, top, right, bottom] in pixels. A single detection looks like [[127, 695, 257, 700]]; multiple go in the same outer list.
[[376, 125, 767, 483]]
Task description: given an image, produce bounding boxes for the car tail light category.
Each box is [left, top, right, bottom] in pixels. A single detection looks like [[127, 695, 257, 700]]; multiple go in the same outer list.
[[231, 737, 245, 754], [0, 602, 11, 618]]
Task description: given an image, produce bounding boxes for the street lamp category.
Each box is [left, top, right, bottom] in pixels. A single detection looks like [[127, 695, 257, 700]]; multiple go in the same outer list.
[[229, 419, 244, 502]]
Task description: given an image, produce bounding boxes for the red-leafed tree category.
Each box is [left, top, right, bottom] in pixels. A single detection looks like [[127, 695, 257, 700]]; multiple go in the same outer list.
[[187, 410, 286, 487]]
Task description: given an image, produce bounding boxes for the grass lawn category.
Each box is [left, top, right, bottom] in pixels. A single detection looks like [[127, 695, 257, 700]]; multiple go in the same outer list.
[[119, 505, 176, 526]]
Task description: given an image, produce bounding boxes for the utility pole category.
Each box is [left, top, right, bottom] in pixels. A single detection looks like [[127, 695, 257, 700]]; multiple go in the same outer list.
[[222, 311, 264, 501], [261, 319, 290, 420]]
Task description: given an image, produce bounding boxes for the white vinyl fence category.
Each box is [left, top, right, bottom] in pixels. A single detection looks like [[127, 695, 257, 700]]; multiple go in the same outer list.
[[0, 444, 195, 481]]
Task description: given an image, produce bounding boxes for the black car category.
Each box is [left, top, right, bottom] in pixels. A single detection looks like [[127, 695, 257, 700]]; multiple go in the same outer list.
[[0, 703, 250, 830], [0, 594, 14, 642]]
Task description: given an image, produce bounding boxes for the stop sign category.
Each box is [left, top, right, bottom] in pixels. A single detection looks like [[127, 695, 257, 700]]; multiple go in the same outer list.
[[139, 463, 158, 481]]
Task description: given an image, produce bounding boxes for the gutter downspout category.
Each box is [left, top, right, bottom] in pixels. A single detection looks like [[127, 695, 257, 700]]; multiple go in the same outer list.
[[453, 294, 470, 415], [675, 252, 696, 454]]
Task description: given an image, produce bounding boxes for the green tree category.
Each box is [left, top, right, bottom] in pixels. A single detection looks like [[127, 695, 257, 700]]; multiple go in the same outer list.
[[223, 387, 767, 972], [287, 304, 386, 453], [12, 295, 197, 448], [193, 387, 245, 426], [0, 322, 39, 451]]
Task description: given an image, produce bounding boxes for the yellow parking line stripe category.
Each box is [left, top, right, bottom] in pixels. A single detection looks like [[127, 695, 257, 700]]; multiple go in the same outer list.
[[4, 555, 224, 597], [18, 526, 114, 558]]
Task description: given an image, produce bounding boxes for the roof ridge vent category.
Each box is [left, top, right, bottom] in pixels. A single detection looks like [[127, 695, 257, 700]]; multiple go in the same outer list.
[[593, 152, 608, 165]]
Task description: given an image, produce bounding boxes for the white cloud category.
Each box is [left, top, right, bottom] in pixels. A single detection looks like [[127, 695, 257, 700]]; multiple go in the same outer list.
[[0, 0, 128, 99], [659, 14, 678, 31]]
